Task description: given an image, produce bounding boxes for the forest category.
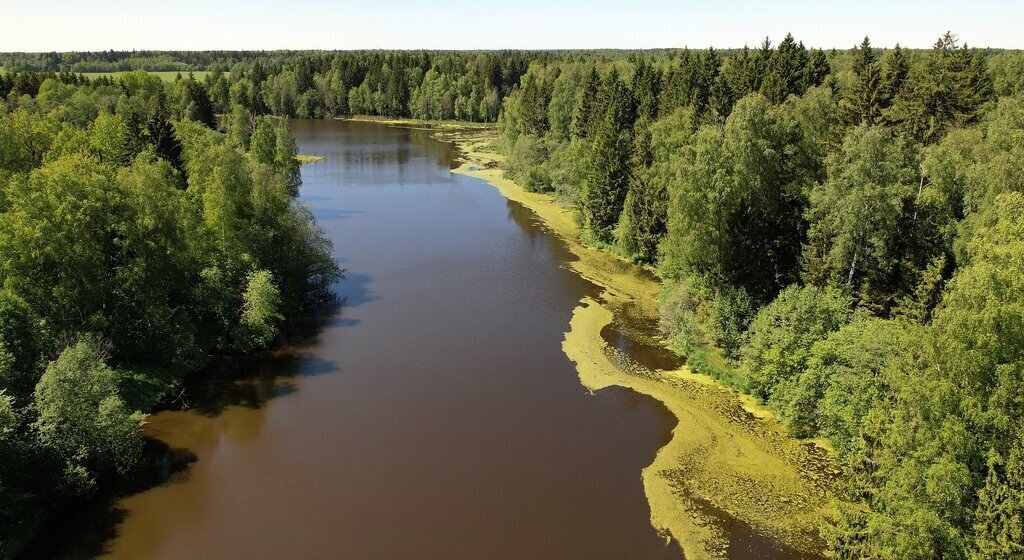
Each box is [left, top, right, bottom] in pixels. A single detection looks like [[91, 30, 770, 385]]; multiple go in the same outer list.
[[494, 34, 1024, 560], [0, 69, 341, 555], [1, 35, 1024, 558]]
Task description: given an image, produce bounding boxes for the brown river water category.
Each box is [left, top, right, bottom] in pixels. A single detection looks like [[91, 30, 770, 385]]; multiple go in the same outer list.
[[39, 119, 810, 560]]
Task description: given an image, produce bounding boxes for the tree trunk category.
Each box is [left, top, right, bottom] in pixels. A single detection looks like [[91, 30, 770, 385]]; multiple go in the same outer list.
[[846, 246, 859, 291]]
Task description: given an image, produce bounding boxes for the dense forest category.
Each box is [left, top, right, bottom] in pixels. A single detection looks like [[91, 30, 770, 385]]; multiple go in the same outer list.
[[0, 70, 341, 555], [2, 36, 1024, 558], [495, 34, 1024, 559]]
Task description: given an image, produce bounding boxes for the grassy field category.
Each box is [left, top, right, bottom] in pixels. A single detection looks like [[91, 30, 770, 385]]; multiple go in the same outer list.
[[79, 71, 221, 82]]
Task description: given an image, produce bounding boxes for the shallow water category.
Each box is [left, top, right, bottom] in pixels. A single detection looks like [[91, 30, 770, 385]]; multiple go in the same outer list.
[[74, 119, 683, 559]]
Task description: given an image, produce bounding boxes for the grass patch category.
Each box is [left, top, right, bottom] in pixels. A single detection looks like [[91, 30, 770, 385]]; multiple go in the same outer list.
[[79, 71, 223, 82]]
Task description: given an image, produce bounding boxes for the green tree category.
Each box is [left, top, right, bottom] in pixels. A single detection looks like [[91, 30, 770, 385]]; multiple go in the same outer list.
[[33, 339, 143, 493], [846, 36, 882, 125], [235, 270, 283, 352], [804, 126, 920, 311], [275, 122, 302, 196], [618, 120, 661, 261], [580, 69, 634, 243], [0, 290, 45, 405], [740, 285, 852, 400], [249, 117, 277, 166]]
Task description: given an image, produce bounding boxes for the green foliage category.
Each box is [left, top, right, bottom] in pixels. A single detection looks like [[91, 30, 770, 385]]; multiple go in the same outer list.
[[777, 316, 909, 444], [235, 270, 283, 352], [4, 39, 1023, 559], [843, 36, 882, 125], [705, 286, 754, 360], [740, 285, 852, 400], [503, 134, 551, 192], [249, 117, 277, 165], [662, 95, 809, 301], [0, 76, 342, 554], [885, 32, 993, 143], [658, 276, 710, 358], [804, 125, 922, 312], [971, 436, 1024, 559], [0, 290, 45, 405], [32, 339, 143, 494], [617, 120, 663, 261], [581, 69, 634, 242]]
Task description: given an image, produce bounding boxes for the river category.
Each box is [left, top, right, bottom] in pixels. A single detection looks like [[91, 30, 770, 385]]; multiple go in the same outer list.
[[69, 119, 682, 559]]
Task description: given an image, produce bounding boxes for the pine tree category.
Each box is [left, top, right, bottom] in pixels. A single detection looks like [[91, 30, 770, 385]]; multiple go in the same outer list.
[[632, 59, 661, 123], [147, 91, 184, 174], [879, 44, 909, 113], [692, 48, 721, 118], [803, 49, 831, 92]]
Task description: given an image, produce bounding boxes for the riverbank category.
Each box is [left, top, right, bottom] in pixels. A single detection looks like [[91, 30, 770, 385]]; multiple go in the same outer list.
[[347, 116, 843, 559]]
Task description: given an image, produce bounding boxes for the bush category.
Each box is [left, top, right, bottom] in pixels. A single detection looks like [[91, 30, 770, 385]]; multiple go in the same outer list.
[[504, 134, 551, 192], [740, 285, 852, 400], [706, 286, 755, 359], [659, 277, 710, 358], [32, 339, 143, 494]]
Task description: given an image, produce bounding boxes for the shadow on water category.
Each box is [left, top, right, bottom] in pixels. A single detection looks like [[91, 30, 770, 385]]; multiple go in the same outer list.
[[336, 272, 378, 308], [20, 301, 351, 560], [312, 207, 366, 221], [18, 437, 201, 560]]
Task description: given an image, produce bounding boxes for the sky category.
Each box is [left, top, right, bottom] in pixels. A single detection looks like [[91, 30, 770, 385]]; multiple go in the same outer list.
[[4, 0, 1022, 52]]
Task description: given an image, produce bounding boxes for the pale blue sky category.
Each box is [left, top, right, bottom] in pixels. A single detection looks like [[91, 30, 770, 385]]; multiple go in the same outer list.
[[6, 0, 1021, 51]]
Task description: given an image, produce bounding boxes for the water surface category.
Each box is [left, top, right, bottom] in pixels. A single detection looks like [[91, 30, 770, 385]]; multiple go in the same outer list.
[[89, 119, 681, 559]]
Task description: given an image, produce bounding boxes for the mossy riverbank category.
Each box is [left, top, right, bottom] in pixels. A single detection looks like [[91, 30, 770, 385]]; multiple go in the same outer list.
[[353, 116, 843, 560]]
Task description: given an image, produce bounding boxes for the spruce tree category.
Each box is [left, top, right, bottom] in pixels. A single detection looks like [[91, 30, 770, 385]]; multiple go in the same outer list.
[[850, 36, 882, 125], [879, 44, 909, 113], [631, 59, 661, 123], [619, 120, 664, 262], [803, 49, 831, 91], [570, 66, 600, 139], [581, 69, 634, 243]]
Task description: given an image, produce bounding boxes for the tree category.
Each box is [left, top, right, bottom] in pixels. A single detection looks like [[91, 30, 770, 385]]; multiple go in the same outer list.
[[234, 270, 283, 352], [0, 154, 123, 331], [249, 117, 277, 165], [804, 126, 920, 312], [888, 32, 994, 143], [275, 121, 302, 196], [227, 103, 252, 148], [847, 36, 881, 125], [0, 290, 45, 405], [971, 437, 1024, 559], [570, 65, 601, 139], [580, 68, 634, 243], [879, 44, 910, 114], [32, 339, 143, 493], [618, 119, 661, 261], [631, 59, 661, 123], [775, 316, 908, 443], [740, 285, 852, 400]]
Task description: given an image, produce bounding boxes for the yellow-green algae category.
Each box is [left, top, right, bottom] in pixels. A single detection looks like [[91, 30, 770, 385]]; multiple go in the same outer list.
[[357, 117, 842, 560], [295, 154, 326, 164]]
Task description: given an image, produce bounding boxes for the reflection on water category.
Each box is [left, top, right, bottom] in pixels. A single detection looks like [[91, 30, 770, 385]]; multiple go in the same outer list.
[[46, 119, 682, 560], [37, 118, 829, 560]]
